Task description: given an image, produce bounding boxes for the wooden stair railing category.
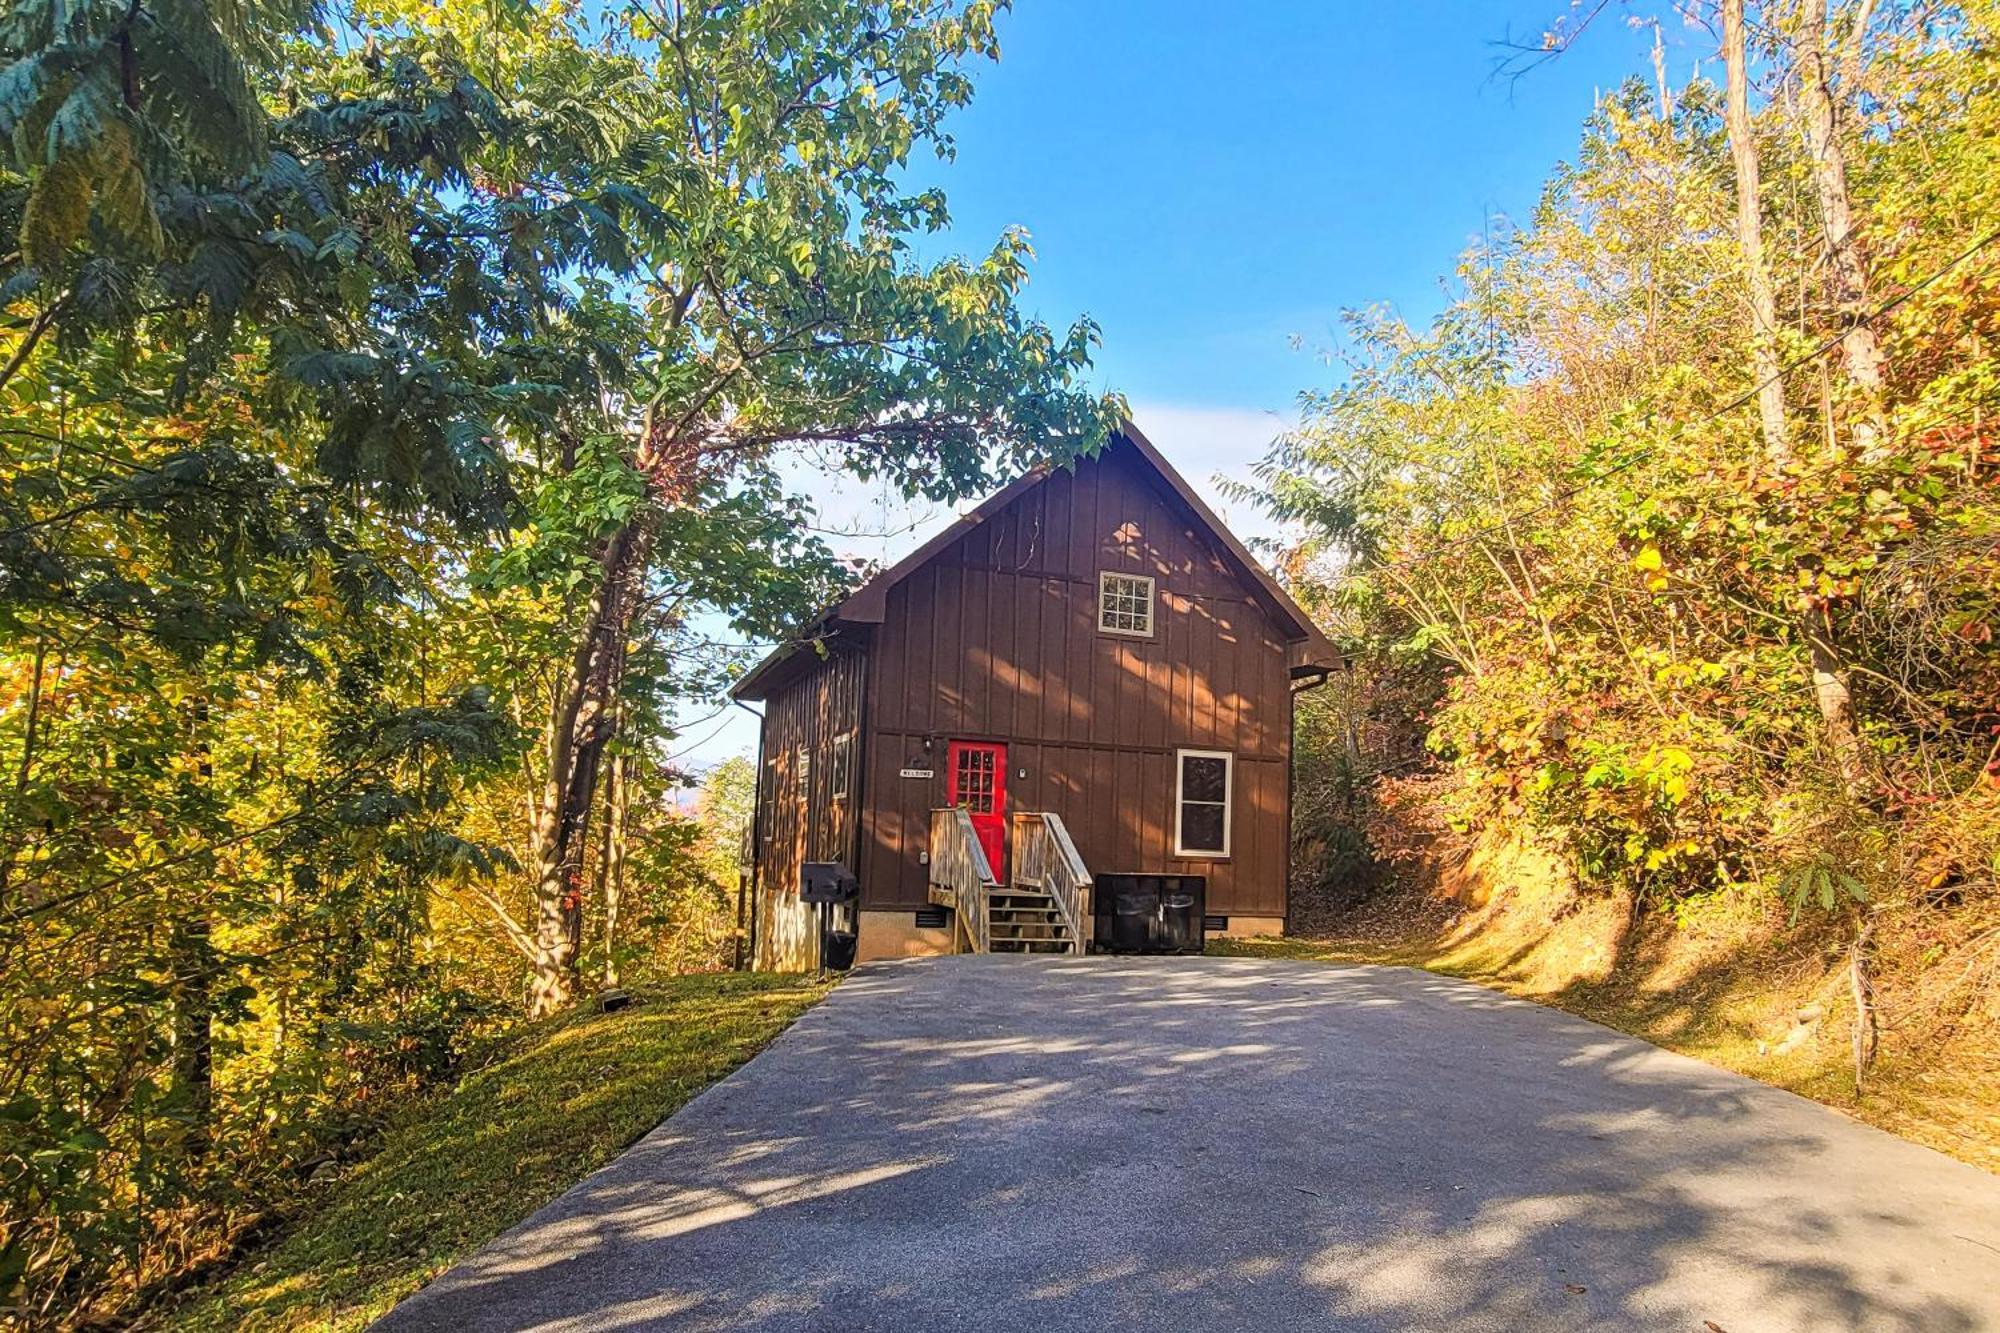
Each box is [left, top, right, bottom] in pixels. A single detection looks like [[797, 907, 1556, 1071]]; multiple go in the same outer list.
[[928, 808, 1093, 956], [927, 807, 996, 953], [1007, 812, 1091, 957]]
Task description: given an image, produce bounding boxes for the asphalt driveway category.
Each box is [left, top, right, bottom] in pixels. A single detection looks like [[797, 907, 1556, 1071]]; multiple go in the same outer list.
[[375, 955, 2000, 1332]]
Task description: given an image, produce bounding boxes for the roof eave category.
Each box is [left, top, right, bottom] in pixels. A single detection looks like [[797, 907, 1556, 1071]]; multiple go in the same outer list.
[[727, 622, 863, 702], [1115, 419, 1342, 670]]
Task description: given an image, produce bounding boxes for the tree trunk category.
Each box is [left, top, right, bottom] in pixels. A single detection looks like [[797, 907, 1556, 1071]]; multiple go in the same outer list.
[[0, 639, 48, 910], [169, 909, 214, 1160], [1797, 382, 1868, 790], [1649, 20, 1675, 122], [527, 516, 656, 1016], [1722, 0, 1793, 466], [1849, 910, 1878, 1093], [1807, 616, 1864, 786], [599, 747, 629, 988], [1793, 0, 1889, 454], [1766, 1, 1873, 791]]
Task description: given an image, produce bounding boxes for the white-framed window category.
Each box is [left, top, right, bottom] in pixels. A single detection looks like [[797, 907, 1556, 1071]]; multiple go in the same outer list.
[[1098, 571, 1156, 637], [830, 732, 853, 800], [1174, 749, 1233, 857], [796, 746, 810, 799]]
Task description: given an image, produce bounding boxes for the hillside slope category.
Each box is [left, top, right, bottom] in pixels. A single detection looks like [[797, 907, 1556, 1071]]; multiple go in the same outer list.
[[1230, 857, 1998, 1173], [148, 973, 829, 1332]]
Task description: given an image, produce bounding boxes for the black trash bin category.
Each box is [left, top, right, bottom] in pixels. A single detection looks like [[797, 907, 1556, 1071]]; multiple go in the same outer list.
[[1156, 887, 1202, 953], [1094, 874, 1206, 954], [1109, 886, 1154, 953], [822, 922, 859, 971], [802, 861, 861, 971]]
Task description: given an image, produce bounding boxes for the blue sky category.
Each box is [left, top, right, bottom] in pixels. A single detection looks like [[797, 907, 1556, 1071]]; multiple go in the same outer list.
[[672, 0, 1673, 769], [918, 0, 1663, 409]]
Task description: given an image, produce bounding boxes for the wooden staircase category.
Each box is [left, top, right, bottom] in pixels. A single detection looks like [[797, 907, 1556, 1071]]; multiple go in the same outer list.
[[927, 808, 1091, 957], [987, 884, 1079, 953]]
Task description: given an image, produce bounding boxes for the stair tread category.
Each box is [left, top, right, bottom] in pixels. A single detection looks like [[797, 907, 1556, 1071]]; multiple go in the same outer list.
[[983, 846, 1081, 954]]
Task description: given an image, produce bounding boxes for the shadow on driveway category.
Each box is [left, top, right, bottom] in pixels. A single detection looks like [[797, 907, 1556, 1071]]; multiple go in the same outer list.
[[374, 955, 2000, 1332]]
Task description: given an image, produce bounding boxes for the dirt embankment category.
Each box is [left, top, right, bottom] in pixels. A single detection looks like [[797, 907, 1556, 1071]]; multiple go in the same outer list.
[[1273, 830, 2000, 1173]]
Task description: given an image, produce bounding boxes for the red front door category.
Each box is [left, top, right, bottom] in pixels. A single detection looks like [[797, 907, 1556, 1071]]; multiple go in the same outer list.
[[946, 741, 1007, 879]]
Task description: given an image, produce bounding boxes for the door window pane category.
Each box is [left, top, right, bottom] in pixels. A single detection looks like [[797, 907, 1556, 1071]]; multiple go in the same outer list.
[[955, 747, 995, 813]]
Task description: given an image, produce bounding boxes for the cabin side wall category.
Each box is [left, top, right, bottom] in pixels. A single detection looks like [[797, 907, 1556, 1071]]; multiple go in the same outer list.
[[857, 442, 1294, 932], [751, 642, 866, 970]]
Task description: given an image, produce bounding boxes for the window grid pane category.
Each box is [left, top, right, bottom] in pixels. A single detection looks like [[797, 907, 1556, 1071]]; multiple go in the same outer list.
[[1180, 802, 1226, 853], [1099, 574, 1153, 634], [1183, 757, 1227, 803], [956, 748, 995, 814]]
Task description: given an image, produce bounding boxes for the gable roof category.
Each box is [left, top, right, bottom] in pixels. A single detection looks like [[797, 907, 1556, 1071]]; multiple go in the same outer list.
[[731, 418, 1340, 701]]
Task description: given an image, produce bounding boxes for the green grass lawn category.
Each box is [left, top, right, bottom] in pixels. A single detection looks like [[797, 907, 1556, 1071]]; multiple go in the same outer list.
[[152, 972, 830, 1332]]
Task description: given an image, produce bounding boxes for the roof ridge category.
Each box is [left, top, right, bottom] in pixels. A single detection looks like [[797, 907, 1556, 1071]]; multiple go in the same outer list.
[[730, 419, 1339, 700]]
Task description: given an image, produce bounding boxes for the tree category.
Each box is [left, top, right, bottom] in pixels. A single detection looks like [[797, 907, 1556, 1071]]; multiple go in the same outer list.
[[1790, 0, 1892, 445], [1255, 8, 2000, 1106], [694, 756, 757, 887], [597, 743, 631, 988], [1, 0, 1120, 1316], [1721, 0, 1794, 465], [1720, 0, 1864, 789], [469, 0, 1122, 1014]]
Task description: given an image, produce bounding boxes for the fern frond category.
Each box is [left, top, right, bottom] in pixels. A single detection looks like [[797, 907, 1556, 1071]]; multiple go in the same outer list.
[[91, 116, 161, 255], [0, 54, 49, 140], [20, 148, 90, 266], [131, 2, 267, 169], [42, 65, 115, 158]]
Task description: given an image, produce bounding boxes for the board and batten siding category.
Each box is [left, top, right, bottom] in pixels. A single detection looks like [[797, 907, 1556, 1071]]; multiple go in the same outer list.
[[752, 641, 865, 969], [858, 440, 1294, 919]]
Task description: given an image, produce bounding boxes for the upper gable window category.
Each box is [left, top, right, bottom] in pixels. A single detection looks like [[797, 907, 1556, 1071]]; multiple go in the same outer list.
[[1098, 571, 1155, 638]]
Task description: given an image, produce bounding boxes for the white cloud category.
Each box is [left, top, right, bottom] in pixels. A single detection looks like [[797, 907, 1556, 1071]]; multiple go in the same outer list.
[[770, 456, 961, 572], [1124, 400, 1298, 552], [769, 401, 1301, 571]]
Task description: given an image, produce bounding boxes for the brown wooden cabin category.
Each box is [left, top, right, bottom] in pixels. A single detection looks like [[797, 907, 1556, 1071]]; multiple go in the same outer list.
[[729, 420, 1340, 969]]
